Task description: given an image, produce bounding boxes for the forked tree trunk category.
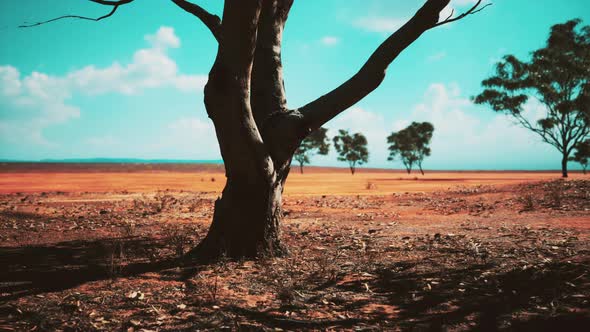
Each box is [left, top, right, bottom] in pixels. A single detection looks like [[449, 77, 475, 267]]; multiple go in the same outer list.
[[406, 166, 412, 174], [181, 0, 461, 261]]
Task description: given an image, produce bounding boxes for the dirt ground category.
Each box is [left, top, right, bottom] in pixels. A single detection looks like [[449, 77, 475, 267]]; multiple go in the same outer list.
[[0, 165, 589, 331]]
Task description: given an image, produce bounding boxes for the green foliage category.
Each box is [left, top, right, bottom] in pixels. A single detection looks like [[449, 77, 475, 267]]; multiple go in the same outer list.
[[473, 19, 590, 177], [332, 129, 369, 174], [387, 122, 434, 175], [293, 127, 330, 173], [570, 139, 590, 173]]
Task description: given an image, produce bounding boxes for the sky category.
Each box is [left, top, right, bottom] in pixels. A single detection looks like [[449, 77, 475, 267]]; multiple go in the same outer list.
[[0, 0, 589, 170]]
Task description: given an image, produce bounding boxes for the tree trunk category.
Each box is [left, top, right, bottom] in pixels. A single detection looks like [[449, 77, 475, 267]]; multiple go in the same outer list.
[[562, 155, 568, 178], [419, 165, 424, 175], [350, 165, 355, 175], [190, 175, 286, 260], [299, 162, 304, 174]]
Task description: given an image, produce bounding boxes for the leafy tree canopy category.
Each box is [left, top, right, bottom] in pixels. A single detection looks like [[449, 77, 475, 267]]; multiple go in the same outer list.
[[570, 139, 590, 173], [293, 128, 330, 173], [387, 122, 434, 175], [474, 19, 590, 177], [333, 129, 369, 174]]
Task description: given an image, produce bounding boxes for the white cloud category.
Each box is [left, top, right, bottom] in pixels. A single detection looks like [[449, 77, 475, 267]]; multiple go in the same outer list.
[[0, 26, 207, 148], [354, 16, 407, 33], [313, 82, 556, 170], [353, 0, 488, 34], [86, 135, 118, 147], [148, 117, 219, 159], [145, 26, 180, 50], [427, 51, 447, 62], [320, 36, 340, 46], [453, 0, 480, 6], [393, 83, 555, 169], [319, 107, 389, 166]]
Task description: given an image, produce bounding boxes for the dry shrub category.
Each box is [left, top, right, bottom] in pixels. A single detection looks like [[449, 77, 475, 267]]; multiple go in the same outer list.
[[165, 225, 193, 257], [121, 220, 136, 237], [365, 181, 377, 190], [547, 186, 563, 207], [520, 194, 535, 211], [105, 240, 126, 277]]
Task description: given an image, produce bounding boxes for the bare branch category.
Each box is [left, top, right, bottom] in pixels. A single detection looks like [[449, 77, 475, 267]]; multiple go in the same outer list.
[[513, 113, 564, 152], [170, 0, 221, 41], [88, 0, 133, 5], [18, 0, 134, 28], [432, 0, 492, 29], [296, 0, 490, 132], [297, 0, 452, 131]]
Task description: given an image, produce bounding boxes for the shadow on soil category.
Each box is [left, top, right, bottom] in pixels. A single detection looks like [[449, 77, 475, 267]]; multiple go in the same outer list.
[[336, 260, 590, 331], [0, 237, 178, 302], [1, 222, 588, 330]]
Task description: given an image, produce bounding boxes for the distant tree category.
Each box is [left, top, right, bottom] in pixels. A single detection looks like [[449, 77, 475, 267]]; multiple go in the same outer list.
[[333, 130, 369, 175], [293, 128, 330, 173], [387, 122, 434, 175], [570, 139, 590, 174], [474, 19, 590, 178]]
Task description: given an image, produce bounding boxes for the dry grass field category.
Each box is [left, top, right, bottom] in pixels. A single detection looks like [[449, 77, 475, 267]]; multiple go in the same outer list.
[[0, 164, 589, 331]]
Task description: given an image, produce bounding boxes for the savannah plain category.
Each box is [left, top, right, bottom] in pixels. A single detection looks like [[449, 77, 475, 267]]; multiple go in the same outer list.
[[1, 164, 589, 331]]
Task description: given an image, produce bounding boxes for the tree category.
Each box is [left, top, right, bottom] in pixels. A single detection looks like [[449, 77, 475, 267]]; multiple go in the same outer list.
[[22, 0, 488, 260], [387, 122, 434, 175], [570, 139, 590, 174], [293, 128, 329, 174], [333, 130, 369, 175], [474, 19, 590, 178]]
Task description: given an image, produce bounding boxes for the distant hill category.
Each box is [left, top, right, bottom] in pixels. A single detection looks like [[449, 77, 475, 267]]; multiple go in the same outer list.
[[19, 158, 225, 164]]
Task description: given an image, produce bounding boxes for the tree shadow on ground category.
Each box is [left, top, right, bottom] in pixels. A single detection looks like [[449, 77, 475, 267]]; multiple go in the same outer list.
[[339, 259, 590, 331], [0, 237, 178, 302]]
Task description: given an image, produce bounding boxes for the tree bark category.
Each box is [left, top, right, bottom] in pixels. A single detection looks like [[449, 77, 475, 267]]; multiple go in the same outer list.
[[562, 154, 569, 178], [191, 174, 286, 260]]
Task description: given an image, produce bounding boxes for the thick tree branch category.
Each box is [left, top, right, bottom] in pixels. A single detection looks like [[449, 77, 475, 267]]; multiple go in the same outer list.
[[297, 0, 487, 132], [252, 0, 293, 128], [170, 0, 221, 41], [205, 0, 275, 182], [18, 0, 134, 28]]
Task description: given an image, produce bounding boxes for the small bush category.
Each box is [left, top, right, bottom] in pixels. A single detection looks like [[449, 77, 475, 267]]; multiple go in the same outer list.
[[121, 220, 136, 237], [365, 181, 377, 190], [520, 194, 535, 211], [166, 225, 192, 257], [105, 240, 126, 277]]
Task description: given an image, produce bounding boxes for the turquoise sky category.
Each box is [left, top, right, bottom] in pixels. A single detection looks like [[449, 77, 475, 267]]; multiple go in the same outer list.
[[0, 0, 589, 170]]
